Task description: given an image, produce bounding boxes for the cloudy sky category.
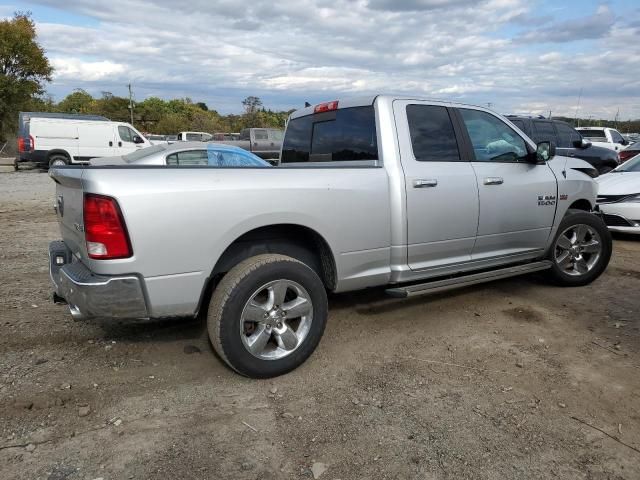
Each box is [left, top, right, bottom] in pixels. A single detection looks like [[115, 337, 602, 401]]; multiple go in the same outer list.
[[3, 0, 640, 118]]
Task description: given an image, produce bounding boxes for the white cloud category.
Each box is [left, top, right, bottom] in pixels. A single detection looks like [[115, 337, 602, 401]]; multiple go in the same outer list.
[[26, 0, 640, 118]]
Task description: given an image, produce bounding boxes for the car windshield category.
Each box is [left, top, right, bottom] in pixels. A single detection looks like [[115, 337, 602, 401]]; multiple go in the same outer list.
[[123, 145, 166, 163], [615, 154, 640, 172]]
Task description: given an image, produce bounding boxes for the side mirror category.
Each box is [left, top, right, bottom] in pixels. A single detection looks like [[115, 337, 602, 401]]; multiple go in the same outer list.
[[133, 135, 144, 144], [535, 141, 556, 163], [621, 139, 629, 146], [573, 138, 591, 149]]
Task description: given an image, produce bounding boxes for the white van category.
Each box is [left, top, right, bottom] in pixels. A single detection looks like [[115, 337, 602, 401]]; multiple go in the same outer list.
[[16, 113, 151, 168]]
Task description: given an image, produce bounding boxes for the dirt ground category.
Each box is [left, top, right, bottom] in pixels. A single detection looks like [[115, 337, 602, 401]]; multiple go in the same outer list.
[[1, 168, 639, 480]]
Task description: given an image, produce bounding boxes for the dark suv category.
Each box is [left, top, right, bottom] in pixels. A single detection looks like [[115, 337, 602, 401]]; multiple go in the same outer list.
[[507, 116, 619, 174]]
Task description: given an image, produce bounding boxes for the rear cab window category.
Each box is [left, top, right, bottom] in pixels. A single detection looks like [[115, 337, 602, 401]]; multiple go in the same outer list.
[[406, 105, 461, 162], [532, 121, 558, 145], [579, 129, 607, 140], [281, 106, 378, 164]]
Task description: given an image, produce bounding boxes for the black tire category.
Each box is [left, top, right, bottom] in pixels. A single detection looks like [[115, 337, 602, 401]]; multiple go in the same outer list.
[[207, 254, 328, 378], [546, 211, 612, 286], [49, 154, 69, 168], [598, 166, 614, 175]]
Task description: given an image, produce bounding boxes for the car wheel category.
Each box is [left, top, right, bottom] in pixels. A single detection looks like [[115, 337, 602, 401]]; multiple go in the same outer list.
[[547, 212, 611, 287], [207, 254, 328, 378], [599, 166, 614, 175], [49, 155, 69, 168]]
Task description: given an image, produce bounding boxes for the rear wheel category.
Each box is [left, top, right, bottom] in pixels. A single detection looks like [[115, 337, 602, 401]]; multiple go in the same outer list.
[[547, 212, 611, 286], [207, 254, 328, 378], [49, 155, 69, 168]]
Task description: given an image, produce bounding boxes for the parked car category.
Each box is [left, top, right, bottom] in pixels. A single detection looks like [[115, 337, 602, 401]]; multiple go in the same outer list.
[[618, 142, 640, 164], [217, 127, 283, 160], [16, 112, 150, 169], [176, 131, 213, 142], [48, 95, 610, 378], [596, 154, 640, 234], [576, 127, 629, 152], [507, 116, 619, 174], [146, 134, 168, 145], [90, 142, 271, 167]]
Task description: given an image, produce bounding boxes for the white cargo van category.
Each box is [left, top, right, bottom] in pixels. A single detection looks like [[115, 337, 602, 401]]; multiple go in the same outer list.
[[16, 112, 151, 169]]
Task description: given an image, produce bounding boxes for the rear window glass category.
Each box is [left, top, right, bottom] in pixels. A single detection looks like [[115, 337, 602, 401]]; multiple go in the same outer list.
[[578, 129, 607, 140], [281, 106, 378, 163], [509, 119, 526, 131], [406, 105, 460, 162]]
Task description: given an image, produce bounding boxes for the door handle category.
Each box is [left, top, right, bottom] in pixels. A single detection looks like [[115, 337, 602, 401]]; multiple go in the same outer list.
[[109, 141, 113, 147], [484, 177, 504, 185], [413, 179, 438, 188], [118, 141, 122, 147]]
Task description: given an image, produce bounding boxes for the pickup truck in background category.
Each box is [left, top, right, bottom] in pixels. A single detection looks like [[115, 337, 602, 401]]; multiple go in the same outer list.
[[48, 95, 611, 378], [217, 127, 283, 160], [576, 126, 630, 152], [507, 116, 620, 174]]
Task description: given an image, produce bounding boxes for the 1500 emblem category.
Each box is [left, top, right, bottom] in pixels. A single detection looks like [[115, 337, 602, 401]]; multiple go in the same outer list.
[[538, 195, 556, 206]]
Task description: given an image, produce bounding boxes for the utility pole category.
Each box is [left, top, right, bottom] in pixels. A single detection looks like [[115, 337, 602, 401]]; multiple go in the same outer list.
[[128, 83, 134, 126], [573, 87, 583, 127]]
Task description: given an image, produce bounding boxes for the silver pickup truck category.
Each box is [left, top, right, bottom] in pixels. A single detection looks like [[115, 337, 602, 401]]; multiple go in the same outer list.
[[49, 95, 612, 378]]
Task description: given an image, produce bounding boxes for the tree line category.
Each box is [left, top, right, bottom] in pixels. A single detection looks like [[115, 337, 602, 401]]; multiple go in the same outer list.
[[29, 90, 293, 135]]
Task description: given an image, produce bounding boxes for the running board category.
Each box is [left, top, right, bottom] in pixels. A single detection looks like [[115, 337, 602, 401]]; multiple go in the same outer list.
[[385, 261, 553, 298]]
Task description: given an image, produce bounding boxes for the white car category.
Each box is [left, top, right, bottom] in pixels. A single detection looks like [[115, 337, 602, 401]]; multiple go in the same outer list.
[[576, 127, 630, 152], [596, 154, 640, 234]]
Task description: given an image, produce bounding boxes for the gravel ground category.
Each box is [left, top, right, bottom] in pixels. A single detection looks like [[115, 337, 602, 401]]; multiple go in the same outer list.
[[1, 169, 639, 480]]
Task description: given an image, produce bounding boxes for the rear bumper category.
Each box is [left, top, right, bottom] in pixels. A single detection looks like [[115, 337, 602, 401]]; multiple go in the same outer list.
[[49, 241, 149, 320]]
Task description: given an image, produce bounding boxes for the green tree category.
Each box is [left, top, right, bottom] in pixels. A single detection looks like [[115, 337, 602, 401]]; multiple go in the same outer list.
[[57, 88, 95, 114], [242, 96, 262, 114], [0, 12, 53, 140]]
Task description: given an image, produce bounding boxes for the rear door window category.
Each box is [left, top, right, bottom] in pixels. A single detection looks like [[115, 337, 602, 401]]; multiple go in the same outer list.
[[406, 105, 461, 162], [532, 121, 558, 144], [281, 106, 378, 163], [166, 150, 208, 165]]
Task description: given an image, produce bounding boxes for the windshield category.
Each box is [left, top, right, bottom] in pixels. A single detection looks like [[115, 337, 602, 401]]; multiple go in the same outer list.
[[615, 154, 640, 172], [123, 144, 166, 163]]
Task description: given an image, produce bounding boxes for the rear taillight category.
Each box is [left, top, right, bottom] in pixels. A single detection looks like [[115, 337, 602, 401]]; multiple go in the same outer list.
[[17, 136, 32, 153], [83, 194, 132, 259], [619, 150, 636, 163]]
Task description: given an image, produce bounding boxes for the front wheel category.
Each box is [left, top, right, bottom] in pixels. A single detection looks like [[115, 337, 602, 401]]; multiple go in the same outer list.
[[547, 212, 612, 286], [207, 254, 328, 378]]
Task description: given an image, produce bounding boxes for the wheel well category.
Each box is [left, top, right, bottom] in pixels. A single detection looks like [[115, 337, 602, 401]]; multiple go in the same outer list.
[[202, 225, 337, 306], [47, 150, 71, 161], [568, 199, 593, 211]]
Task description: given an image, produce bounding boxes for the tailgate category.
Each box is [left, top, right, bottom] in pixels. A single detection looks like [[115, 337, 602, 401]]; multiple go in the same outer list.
[[50, 167, 86, 259]]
